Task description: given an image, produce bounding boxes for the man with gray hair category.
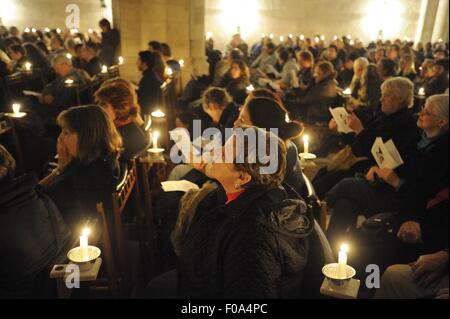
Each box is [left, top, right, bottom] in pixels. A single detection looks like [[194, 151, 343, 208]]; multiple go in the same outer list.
[[38, 54, 90, 118]]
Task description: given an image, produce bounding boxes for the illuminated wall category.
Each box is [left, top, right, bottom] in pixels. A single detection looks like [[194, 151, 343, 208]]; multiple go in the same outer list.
[[0, 0, 111, 32], [205, 0, 445, 52]]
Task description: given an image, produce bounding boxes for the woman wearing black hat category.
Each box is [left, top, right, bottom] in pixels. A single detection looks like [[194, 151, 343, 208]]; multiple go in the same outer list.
[[234, 95, 306, 196]]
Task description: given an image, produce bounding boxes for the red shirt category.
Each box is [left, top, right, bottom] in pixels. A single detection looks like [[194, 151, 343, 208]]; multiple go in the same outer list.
[[226, 190, 245, 204]]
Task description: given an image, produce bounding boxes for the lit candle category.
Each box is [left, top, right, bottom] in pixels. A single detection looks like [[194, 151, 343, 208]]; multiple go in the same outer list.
[[438, 38, 443, 43], [24, 27, 30, 33], [418, 87, 425, 97], [151, 109, 166, 118], [288, 34, 293, 39], [179, 59, 185, 67], [280, 36, 285, 43], [80, 228, 90, 261], [343, 87, 352, 96], [152, 131, 159, 149], [320, 35, 325, 41], [44, 27, 50, 33], [299, 34, 305, 41], [66, 53, 72, 60], [24, 62, 32, 72], [246, 84, 255, 93], [347, 34, 352, 40], [56, 28, 61, 34], [166, 67, 173, 77], [333, 35, 338, 41], [31, 28, 37, 33], [65, 79, 74, 87], [118, 56, 124, 65], [206, 32, 213, 40], [101, 65, 108, 73], [285, 113, 290, 123], [314, 36, 319, 43], [349, 40, 355, 45], [269, 33, 274, 39], [303, 134, 309, 155], [338, 243, 349, 279], [88, 28, 94, 34], [12, 103, 21, 114]]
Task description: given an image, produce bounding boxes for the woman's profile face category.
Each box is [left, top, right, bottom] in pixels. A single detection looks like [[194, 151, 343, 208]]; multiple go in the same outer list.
[[234, 105, 253, 127], [230, 63, 242, 79], [59, 127, 79, 158]]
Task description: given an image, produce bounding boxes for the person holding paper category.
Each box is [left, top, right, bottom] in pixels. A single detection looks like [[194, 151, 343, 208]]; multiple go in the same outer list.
[[324, 94, 448, 257], [313, 77, 421, 198]]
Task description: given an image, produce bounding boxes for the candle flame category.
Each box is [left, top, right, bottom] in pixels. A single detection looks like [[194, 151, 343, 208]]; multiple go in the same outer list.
[[88, 28, 93, 34], [346, 34, 352, 40], [288, 34, 293, 39], [206, 32, 213, 40], [12, 103, 21, 114], [340, 243, 349, 253], [56, 28, 61, 34], [153, 131, 160, 139], [118, 56, 124, 65], [44, 27, 50, 33], [285, 114, 290, 123], [82, 228, 90, 237], [179, 59, 185, 67], [24, 27, 30, 33], [65, 79, 74, 85], [31, 28, 37, 33], [280, 36, 284, 42], [314, 36, 319, 43], [299, 34, 305, 41], [320, 35, 325, 41], [333, 35, 338, 41], [66, 53, 72, 60], [24, 62, 32, 71], [166, 67, 173, 76], [349, 40, 355, 45], [151, 110, 166, 118], [269, 33, 274, 39], [418, 88, 425, 96], [246, 84, 255, 92], [303, 134, 309, 143], [101, 65, 108, 73], [343, 88, 352, 95]]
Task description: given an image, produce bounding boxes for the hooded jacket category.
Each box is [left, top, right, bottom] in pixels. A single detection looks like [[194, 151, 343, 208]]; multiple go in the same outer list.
[[173, 183, 313, 299]]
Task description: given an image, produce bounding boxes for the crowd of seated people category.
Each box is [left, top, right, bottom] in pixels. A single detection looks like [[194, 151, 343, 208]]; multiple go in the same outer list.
[[0, 19, 449, 300]]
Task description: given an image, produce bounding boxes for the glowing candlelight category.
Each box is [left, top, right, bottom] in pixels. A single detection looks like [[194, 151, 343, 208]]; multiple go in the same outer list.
[[333, 35, 338, 41], [12, 103, 21, 114], [152, 131, 159, 149], [65, 79, 74, 86], [24, 62, 32, 72], [44, 27, 50, 33], [31, 28, 37, 33], [118, 56, 124, 65], [262, 33, 266, 38], [343, 88, 352, 96], [346, 34, 352, 40], [66, 53, 72, 60], [88, 28, 94, 34], [320, 35, 325, 41], [246, 84, 255, 93], [285, 113, 290, 123], [56, 28, 61, 34], [338, 243, 349, 279], [166, 67, 173, 77], [80, 228, 90, 261], [299, 34, 305, 41], [438, 38, 443, 43], [314, 36, 320, 43], [24, 27, 30, 33], [101, 65, 108, 74], [206, 32, 213, 40], [269, 33, 274, 39], [303, 134, 309, 155], [70, 28, 78, 35], [151, 110, 166, 118], [418, 87, 425, 97], [349, 40, 355, 45], [179, 59, 185, 67], [280, 36, 285, 42], [288, 34, 293, 39]]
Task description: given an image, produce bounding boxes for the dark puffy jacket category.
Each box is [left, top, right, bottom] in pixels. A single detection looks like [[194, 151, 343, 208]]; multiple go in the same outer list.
[[176, 184, 312, 299], [0, 174, 71, 297]]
